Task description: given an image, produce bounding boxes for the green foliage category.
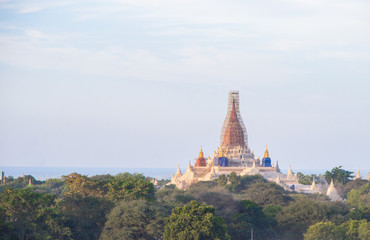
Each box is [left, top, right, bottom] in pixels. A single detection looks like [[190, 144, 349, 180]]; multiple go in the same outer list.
[[276, 198, 349, 239], [32, 178, 66, 196], [106, 177, 155, 201], [263, 204, 283, 223], [0, 175, 43, 193], [228, 200, 276, 239], [238, 174, 266, 190], [189, 186, 240, 220], [296, 172, 318, 185], [346, 183, 370, 209], [227, 172, 241, 192], [0, 187, 71, 240], [216, 174, 228, 187], [304, 221, 341, 240], [240, 181, 293, 206], [155, 187, 194, 209], [63, 173, 104, 198], [304, 219, 370, 240], [342, 179, 368, 199], [100, 200, 165, 240], [163, 200, 230, 240], [347, 189, 364, 208], [347, 206, 370, 221], [58, 194, 113, 240], [325, 166, 354, 185], [1, 170, 367, 240]]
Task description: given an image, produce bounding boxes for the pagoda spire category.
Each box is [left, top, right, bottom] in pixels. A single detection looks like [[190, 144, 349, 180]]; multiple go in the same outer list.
[[221, 99, 245, 147], [264, 145, 269, 158], [287, 164, 294, 179], [187, 160, 192, 171], [176, 164, 182, 177], [199, 146, 204, 158], [276, 161, 280, 172], [311, 175, 316, 190], [252, 160, 256, 168], [354, 170, 361, 180], [326, 178, 342, 201]]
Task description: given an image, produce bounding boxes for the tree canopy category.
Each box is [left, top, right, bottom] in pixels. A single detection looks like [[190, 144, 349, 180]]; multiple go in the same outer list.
[[163, 200, 230, 240], [100, 200, 164, 240], [325, 166, 354, 185]]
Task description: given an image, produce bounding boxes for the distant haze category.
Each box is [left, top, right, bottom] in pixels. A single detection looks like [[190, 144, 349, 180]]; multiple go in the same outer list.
[[0, 0, 369, 172]]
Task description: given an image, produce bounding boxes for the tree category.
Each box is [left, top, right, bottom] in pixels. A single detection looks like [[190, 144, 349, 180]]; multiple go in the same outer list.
[[163, 200, 230, 240], [240, 182, 292, 206], [347, 189, 364, 208], [0, 175, 42, 193], [342, 179, 368, 199], [155, 187, 194, 209], [263, 204, 283, 223], [189, 186, 240, 220], [227, 172, 241, 192], [63, 173, 104, 198], [346, 183, 370, 210], [305, 219, 370, 240], [341, 219, 370, 240], [100, 200, 165, 240], [106, 177, 155, 202], [347, 206, 370, 221], [32, 178, 65, 196], [58, 194, 113, 240], [0, 187, 71, 240], [216, 175, 228, 187], [304, 221, 342, 240], [276, 198, 349, 239], [296, 172, 318, 185], [325, 166, 354, 185], [228, 200, 275, 240]]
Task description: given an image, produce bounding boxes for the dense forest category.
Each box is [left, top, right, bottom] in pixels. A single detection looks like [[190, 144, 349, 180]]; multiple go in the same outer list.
[[0, 167, 369, 240]]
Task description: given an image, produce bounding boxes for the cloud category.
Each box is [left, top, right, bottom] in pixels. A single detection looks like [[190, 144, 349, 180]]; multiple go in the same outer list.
[[1, 0, 370, 84], [0, 0, 74, 14]]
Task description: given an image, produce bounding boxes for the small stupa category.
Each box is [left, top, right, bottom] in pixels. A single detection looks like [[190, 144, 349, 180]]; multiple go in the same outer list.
[[182, 160, 195, 179], [195, 146, 207, 167], [175, 164, 183, 178], [287, 165, 295, 179], [311, 175, 318, 191], [326, 179, 342, 202], [275, 161, 280, 172], [275, 175, 281, 185], [354, 170, 362, 180]]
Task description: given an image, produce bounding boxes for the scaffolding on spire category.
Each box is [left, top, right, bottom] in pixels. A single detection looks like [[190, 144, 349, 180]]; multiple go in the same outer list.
[[220, 91, 248, 147]]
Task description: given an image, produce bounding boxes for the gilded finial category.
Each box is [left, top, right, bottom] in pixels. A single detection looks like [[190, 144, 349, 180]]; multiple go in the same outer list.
[[198, 145, 204, 158], [218, 146, 224, 157], [264, 145, 269, 158]]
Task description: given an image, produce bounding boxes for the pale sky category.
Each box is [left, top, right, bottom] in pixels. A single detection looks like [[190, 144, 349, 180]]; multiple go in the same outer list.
[[0, 0, 370, 172]]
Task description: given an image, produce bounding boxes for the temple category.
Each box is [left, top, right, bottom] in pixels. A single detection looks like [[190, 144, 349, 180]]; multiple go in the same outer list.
[[170, 91, 343, 201]]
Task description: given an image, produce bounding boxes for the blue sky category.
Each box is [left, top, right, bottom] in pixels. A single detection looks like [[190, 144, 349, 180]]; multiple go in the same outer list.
[[0, 0, 369, 172]]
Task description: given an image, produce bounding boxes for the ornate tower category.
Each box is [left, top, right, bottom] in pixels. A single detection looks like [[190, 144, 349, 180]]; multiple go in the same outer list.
[[220, 91, 248, 147], [219, 91, 254, 166], [195, 146, 207, 167]]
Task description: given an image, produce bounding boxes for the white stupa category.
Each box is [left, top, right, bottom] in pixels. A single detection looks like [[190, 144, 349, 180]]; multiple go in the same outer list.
[[326, 179, 342, 202], [287, 165, 295, 179], [354, 170, 362, 180]]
